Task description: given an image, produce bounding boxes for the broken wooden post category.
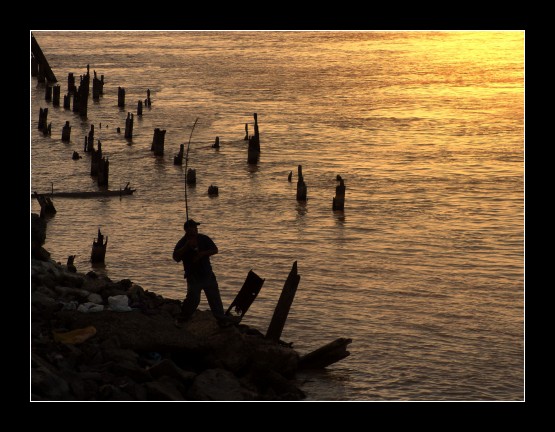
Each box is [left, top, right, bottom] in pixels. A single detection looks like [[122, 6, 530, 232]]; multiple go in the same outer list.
[[44, 122, 52, 136], [244, 123, 249, 140], [208, 185, 219, 196], [151, 128, 166, 155], [91, 228, 108, 264], [83, 136, 88, 152], [212, 136, 220, 149], [38, 107, 48, 131], [72, 151, 81, 160], [100, 75, 105, 94], [92, 70, 101, 100], [67, 72, 76, 94], [87, 125, 94, 151], [247, 113, 261, 164], [72, 91, 80, 113], [77, 72, 90, 117], [296, 165, 307, 201], [332, 178, 346, 211], [52, 85, 61, 107], [226, 269, 265, 319], [266, 261, 301, 341], [44, 85, 52, 102], [31, 55, 38, 77], [118, 86, 125, 107], [146, 88, 151, 107], [137, 100, 143, 116], [288, 171, 292, 182], [91, 140, 102, 176], [173, 144, 184, 165], [186, 168, 196, 185], [298, 338, 353, 370], [61, 121, 71, 142], [97, 157, 109, 187], [33, 192, 57, 218], [124, 112, 134, 139]]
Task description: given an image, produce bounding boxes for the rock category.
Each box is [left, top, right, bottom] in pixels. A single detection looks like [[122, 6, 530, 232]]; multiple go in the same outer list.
[[55, 286, 91, 300], [31, 353, 72, 400], [187, 368, 248, 401], [31, 291, 58, 310], [145, 377, 186, 401], [77, 303, 105, 313], [147, 359, 196, 383], [87, 293, 103, 304], [108, 295, 132, 311]]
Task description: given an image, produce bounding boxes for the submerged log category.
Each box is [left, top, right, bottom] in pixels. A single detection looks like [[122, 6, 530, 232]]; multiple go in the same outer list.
[[266, 261, 300, 342], [332, 178, 346, 211], [226, 270, 265, 319], [298, 338, 353, 370], [91, 229, 108, 264], [296, 165, 307, 201], [32, 184, 136, 198]]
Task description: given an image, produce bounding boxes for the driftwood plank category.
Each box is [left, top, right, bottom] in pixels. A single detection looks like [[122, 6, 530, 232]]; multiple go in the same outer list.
[[298, 338, 352, 369], [225, 269, 265, 319], [265, 261, 300, 341]]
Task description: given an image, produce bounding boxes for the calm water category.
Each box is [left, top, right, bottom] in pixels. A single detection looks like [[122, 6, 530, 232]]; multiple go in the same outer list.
[[30, 31, 524, 401]]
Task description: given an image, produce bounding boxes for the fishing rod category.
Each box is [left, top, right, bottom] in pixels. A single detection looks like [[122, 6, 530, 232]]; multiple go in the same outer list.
[[184, 117, 199, 222]]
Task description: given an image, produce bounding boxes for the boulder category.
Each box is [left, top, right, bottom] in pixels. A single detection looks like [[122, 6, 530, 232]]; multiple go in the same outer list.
[[187, 368, 249, 401]]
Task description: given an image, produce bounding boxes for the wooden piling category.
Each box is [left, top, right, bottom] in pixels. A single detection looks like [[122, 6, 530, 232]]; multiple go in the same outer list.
[[298, 338, 353, 369], [83, 136, 88, 152], [91, 140, 102, 176], [44, 122, 52, 136], [68, 73, 76, 94], [247, 113, 261, 164], [124, 112, 134, 139], [146, 88, 151, 107], [37, 62, 45, 83], [332, 178, 346, 211], [77, 72, 90, 117], [92, 71, 101, 100], [212, 136, 220, 148], [118, 87, 125, 107], [44, 85, 52, 102], [173, 144, 184, 165], [151, 128, 166, 155], [97, 157, 109, 187], [61, 121, 71, 142], [91, 228, 108, 264], [296, 165, 307, 201], [288, 171, 292, 182], [266, 261, 301, 342], [244, 123, 249, 140], [63, 94, 70, 109], [87, 125, 95, 151], [72, 151, 80, 160], [38, 107, 48, 131], [52, 85, 60, 106], [186, 168, 196, 185], [72, 91, 80, 113], [137, 100, 143, 116], [33, 191, 57, 218], [100, 75, 104, 94]]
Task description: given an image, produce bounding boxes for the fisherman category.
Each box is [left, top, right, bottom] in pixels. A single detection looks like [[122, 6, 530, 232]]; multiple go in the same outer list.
[[173, 219, 238, 326]]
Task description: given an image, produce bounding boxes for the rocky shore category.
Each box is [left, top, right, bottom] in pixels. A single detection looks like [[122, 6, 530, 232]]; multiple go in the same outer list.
[[31, 214, 306, 401]]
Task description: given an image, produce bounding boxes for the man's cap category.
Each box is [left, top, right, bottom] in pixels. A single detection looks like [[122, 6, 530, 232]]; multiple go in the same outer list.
[[184, 219, 201, 229]]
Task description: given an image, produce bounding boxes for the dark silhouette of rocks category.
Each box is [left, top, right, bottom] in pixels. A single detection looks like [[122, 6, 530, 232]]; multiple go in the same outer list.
[[31, 240, 306, 401]]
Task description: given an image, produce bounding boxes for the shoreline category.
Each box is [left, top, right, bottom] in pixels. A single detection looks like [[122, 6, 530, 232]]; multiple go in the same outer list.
[[31, 214, 308, 401]]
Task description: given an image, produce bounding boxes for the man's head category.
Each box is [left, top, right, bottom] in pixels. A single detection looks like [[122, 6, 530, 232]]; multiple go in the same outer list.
[[184, 219, 201, 233]]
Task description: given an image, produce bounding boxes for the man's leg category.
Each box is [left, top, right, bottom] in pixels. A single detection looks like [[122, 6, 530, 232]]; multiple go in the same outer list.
[[180, 277, 202, 320], [203, 273, 226, 320]]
